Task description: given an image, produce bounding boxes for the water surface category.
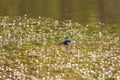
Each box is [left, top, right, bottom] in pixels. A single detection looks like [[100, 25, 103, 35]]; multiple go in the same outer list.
[[0, 0, 120, 24]]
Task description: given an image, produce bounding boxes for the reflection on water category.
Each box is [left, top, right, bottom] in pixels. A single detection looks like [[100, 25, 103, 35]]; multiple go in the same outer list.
[[0, 0, 120, 24]]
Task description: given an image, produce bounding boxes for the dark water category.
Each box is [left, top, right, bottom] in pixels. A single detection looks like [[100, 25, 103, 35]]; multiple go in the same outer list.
[[0, 0, 120, 24]]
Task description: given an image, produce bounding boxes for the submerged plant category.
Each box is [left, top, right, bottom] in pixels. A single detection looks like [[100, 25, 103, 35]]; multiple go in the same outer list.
[[0, 16, 120, 80]]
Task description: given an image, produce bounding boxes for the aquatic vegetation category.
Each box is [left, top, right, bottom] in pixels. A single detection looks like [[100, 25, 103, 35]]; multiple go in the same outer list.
[[0, 16, 120, 80]]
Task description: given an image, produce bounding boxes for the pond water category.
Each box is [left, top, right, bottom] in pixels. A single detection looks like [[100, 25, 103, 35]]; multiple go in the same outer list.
[[0, 0, 120, 24]]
